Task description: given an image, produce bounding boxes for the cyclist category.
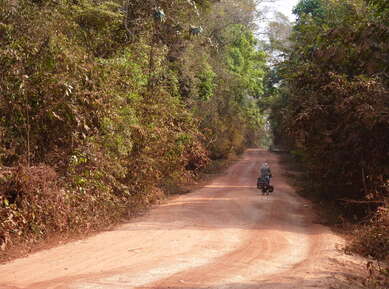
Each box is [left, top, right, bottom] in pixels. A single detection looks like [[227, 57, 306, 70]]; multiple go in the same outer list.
[[260, 162, 272, 181]]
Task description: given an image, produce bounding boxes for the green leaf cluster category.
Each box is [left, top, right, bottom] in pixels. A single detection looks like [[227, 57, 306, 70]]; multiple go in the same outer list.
[[276, 0, 388, 204], [0, 0, 268, 255]]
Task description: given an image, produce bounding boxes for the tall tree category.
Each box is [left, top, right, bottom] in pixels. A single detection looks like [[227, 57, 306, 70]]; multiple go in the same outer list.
[[275, 0, 389, 203]]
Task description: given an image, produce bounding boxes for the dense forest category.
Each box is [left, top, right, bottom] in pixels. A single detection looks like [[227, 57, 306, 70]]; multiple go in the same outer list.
[[0, 0, 267, 254], [267, 0, 388, 264], [0, 0, 388, 282]]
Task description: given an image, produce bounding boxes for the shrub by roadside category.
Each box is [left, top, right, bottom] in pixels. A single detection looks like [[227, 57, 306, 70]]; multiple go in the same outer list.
[[347, 207, 389, 262], [278, 151, 389, 288]]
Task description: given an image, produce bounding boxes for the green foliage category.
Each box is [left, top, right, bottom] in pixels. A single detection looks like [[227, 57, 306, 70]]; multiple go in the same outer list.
[[0, 0, 267, 256], [199, 23, 267, 156], [273, 0, 388, 212], [75, 2, 122, 30], [293, 0, 326, 22], [271, 0, 389, 264], [197, 63, 216, 101], [226, 25, 266, 99]]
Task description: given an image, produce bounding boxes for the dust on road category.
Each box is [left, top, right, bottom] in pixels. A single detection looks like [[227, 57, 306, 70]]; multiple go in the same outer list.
[[0, 149, 365, 289]]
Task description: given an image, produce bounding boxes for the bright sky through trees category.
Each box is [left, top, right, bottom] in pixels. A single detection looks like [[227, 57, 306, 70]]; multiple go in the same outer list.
[[271, 0, 300, 20], [256, 0, 299, 41], [259, 0, 300, 21]]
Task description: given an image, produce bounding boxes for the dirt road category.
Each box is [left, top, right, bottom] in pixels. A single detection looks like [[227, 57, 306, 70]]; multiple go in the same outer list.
[[0, 149, 363, 289]]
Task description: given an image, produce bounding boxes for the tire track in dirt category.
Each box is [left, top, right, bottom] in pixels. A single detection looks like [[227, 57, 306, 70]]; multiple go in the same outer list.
[[0, 149, 357, 289]]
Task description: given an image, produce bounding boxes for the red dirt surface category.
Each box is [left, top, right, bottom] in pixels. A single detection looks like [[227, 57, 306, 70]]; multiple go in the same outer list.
[[0, 149, 365, 289]]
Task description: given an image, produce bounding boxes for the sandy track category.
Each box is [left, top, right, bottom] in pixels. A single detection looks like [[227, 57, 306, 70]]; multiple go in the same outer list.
[[0, 149, 361, 289]]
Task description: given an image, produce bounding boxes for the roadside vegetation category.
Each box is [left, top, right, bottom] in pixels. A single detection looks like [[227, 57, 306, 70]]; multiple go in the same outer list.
[[1, 0, 388, 287], [265, 0, 388, 287], [0, 0, 267, 260]]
